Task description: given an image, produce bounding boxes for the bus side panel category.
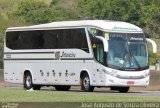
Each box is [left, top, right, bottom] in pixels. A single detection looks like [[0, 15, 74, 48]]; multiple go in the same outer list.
[[31, 61, 77, 85], [4, 61, 23, 83]]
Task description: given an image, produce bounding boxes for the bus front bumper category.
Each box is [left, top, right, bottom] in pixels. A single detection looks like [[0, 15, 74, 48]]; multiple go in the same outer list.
[[106, 75, 149, 87]]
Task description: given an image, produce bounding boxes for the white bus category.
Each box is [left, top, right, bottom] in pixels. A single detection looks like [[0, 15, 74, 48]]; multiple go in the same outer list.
[[4, 20, 157, 93]]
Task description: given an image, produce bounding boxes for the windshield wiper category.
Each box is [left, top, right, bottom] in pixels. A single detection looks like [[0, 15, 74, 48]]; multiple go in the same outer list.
[[127, 47, 142, 70]]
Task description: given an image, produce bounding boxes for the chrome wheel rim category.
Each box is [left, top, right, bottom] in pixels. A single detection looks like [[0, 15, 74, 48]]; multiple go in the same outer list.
[[83, 77, 90, 88], [26, 76, 31, 87]]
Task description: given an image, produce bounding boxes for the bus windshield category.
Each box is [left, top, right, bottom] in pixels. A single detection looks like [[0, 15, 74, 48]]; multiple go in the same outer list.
[[107, 33, 148, 71]]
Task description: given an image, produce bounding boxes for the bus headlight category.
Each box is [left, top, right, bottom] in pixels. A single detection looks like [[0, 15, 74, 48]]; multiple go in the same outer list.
[[110, 70, 118, 77], [102, 69, 118, 77]]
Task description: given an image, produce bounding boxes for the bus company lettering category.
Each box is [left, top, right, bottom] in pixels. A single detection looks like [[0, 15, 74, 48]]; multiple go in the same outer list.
[[130, 37, 143, 41], [61, 52, 76, 57]]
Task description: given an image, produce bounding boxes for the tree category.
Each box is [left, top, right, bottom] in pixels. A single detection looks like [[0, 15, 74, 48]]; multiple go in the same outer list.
[[77, 0, 160, 38], [25, 7, 56, 24], [50, 0, 80, 21], [13, 0, 50, 24], [140, 0, 160, 38], [50, 0, 59, 5]]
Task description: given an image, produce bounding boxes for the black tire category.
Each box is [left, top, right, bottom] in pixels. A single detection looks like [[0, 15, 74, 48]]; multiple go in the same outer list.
[[118, 87, 129, 93], [24, 73, 33, 90], [81, 73, 94, 92], [55, 85, 71, 91]]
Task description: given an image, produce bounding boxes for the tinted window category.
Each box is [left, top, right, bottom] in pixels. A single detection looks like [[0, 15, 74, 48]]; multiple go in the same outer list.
[[87, 28, 105, 64], [6, 28, 89, 52], [6, 31, 44, 49], [43, 30, 58, 49]]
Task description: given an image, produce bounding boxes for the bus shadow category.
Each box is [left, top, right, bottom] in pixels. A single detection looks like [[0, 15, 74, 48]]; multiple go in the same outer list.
[[39, 88, 143, 94]]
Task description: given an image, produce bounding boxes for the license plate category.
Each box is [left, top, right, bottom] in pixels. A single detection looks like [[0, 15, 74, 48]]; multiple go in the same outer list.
[[127, 81, 134, 85]]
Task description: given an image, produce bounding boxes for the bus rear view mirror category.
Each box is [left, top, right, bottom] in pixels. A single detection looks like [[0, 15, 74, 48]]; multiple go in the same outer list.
[[146, 38, 157, 53], [95, 36, 108, 52]]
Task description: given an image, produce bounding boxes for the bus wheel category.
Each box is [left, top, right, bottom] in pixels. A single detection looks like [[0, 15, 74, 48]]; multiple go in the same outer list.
[[33, 85, 41, 90], [81, 74, 94, 92], [118, 87, 129, 93], [24, 73, 33, 90], [55, 85, 71, 91]]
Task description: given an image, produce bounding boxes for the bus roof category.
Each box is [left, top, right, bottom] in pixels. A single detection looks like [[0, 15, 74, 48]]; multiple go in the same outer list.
[[6, 20, 143, 32]]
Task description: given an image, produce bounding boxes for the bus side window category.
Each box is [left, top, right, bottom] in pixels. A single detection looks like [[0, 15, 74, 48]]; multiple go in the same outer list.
[[88, 28, 105, 65], [34, 31, 44, 49], [72, 28, 89, 53], [6, 32, 19, 49], [6, 28, 89, 52], [43, 30, 58, 49], [19, 31, 34, 49], [58, 29, 72, 49], [93, 41, 105, 65]]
